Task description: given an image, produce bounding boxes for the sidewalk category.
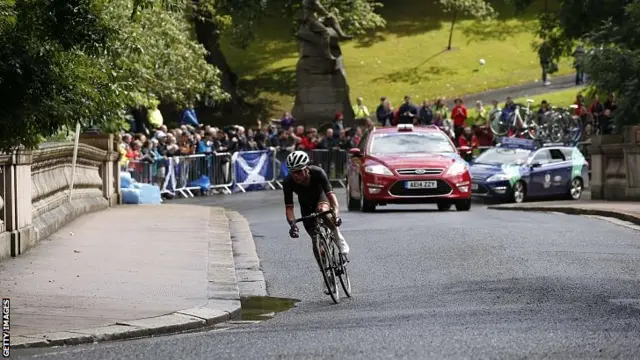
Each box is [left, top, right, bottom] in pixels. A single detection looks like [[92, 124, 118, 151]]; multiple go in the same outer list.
[[488, 200, 640, 226], [0, 204, 241, 348], [448, 74, 579, 107]]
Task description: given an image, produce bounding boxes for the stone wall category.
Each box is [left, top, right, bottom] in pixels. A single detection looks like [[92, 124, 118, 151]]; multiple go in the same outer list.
[[588, 126, 640, 200], [0, 134, 120, 261]]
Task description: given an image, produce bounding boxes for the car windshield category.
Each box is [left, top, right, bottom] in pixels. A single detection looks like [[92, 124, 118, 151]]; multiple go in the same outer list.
[[474, 147, 531, 165], [369, 132, 455, 154]]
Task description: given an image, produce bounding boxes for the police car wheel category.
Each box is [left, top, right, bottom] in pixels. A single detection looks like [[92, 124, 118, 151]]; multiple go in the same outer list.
[[512, 181, 526, 203], [569, 177, 583, 200]]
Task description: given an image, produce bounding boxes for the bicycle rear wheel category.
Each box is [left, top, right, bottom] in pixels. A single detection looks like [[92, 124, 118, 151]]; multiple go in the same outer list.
[[314, 231, 339, 304]]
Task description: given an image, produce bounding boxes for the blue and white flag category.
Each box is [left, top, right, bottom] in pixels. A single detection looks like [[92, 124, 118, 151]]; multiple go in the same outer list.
[[162, 158, 177, 194], [232, 150, 274, 192]]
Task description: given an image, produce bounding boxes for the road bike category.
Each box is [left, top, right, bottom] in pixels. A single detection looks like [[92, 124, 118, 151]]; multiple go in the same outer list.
[[489, 99, 537, 138], [537, 104, 583, 145], [290, 209, 351, 304]]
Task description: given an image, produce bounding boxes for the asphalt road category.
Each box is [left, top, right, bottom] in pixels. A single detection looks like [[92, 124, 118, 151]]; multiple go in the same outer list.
[[15, 189, 640, 359]]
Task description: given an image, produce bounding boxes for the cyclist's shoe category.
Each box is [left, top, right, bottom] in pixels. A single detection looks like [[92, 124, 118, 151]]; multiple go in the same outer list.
[[333, 229, 350, 255]]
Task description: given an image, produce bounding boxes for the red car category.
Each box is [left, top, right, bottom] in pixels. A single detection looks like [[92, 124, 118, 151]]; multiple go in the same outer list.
[[345, 124, 472, 212]]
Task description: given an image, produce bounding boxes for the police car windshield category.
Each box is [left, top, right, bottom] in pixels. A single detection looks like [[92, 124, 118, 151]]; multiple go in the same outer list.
[[370, 132, 455, 154], [474, 147, 530, 165]]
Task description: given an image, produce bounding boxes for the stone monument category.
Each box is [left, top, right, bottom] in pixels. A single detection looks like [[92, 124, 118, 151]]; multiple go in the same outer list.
[[291, 0, 356, 126]]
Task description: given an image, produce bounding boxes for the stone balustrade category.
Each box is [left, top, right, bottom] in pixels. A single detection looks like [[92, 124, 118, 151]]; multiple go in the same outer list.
[[588, 126, 640, 200], [0, 133, 120, 261]]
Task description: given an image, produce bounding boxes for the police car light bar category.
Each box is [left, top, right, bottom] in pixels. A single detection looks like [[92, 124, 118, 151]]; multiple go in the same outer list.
[[496, 137, 535, 150], [397, 124, 414, 131]]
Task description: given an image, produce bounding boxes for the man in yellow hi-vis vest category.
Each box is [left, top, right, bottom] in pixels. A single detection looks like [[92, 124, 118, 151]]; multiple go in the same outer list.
[[353, 97, 369, 121]]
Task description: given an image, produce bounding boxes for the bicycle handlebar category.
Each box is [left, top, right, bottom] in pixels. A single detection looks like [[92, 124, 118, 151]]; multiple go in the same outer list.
[[291, 209, 335, 225]]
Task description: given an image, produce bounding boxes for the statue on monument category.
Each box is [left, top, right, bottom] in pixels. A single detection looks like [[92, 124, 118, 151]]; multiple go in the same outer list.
[[300, 0, 353, 60], [291, 0, 357, 126]]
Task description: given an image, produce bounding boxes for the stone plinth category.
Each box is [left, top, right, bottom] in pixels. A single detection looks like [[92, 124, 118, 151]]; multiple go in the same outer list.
[[588, 126, 640, 200], [291, 25, 355, 127]]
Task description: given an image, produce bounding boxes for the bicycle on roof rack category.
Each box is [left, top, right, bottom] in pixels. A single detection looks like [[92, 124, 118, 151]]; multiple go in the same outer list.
[[290, 209, 351, 304], [537, 104, 583, 145], [489, 99, 538, 139]]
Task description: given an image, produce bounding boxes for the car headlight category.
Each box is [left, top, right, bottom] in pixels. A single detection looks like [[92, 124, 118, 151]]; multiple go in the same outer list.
[[445, 162, 467, 176], [364, 164, 393, 176], [486, 173, 510, 182]]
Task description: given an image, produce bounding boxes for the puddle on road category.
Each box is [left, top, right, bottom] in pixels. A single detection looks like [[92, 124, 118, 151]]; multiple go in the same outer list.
[[240, 296, 299, 321]]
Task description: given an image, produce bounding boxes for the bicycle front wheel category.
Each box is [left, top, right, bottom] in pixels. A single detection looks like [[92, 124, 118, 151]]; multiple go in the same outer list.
[[314, 233, 339, 304]]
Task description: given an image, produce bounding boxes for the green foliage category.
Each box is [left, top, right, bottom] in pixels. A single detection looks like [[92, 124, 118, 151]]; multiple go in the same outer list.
[[580, 2, 640, 127], [282, 0, 386, 39], [0, 0, 227, 152], [437, 0, 496, 19], [104, 0, 227, 108], [0, 0, 118, 152]]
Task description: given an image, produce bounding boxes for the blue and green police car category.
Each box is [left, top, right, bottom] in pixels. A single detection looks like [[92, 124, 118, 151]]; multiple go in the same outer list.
[[469, 137, 589, 203]]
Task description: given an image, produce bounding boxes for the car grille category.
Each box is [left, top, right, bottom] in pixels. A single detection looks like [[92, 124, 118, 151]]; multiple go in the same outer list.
[[389, 180, 452, 196], [472, 175, 486, 181], [396, 168, 444, 175], [472, 183, 489, 194]]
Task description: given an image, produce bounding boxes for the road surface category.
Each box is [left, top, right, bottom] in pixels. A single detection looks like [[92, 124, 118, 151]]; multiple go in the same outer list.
[[15, 189, 640, 359]]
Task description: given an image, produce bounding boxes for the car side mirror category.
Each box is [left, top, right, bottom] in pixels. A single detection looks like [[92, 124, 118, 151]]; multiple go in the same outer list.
[[348, 148, 362, 157], [530, 162, 542, 168]]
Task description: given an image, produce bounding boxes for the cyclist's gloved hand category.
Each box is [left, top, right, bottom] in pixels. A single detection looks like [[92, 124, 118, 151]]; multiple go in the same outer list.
[[289, 225, 299, 238]]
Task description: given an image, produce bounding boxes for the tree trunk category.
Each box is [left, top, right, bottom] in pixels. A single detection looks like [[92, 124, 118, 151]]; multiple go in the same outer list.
[[447, 9, 458, 50], [193, 16, 241, 108]]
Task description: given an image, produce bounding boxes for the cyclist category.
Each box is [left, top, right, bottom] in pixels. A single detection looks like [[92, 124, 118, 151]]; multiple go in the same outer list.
[[283, 151, 350, 260]]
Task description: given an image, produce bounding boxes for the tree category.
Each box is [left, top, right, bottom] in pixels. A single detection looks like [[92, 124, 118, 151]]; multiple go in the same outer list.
[[437, 0, 496, 50], [0, 0, 119, 151], [0, 0, 228, 151], [580, 2, 640, 128], [523, 0, 637, 128], [103, 0, 227, 109]]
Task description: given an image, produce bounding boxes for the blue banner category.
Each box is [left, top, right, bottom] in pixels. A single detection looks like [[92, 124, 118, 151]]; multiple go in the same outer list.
[[280, 160, 289, 179], [232, 150, 274, 192]]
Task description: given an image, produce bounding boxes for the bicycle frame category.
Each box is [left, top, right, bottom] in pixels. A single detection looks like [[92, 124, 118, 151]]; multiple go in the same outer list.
[[290, 209, 347, 303]]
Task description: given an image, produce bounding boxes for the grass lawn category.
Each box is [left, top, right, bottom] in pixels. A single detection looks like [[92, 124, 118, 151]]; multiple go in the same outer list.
[[221, 0, 575, 119]]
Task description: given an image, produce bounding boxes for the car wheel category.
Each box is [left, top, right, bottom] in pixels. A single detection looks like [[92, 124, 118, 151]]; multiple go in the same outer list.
[[346, 178, 360, 211], [437, 202, 452, 211], [359, 178, 376, 212], [512, 181, 526, 203], [455, 199, 472, 211], [568, 177, 583, 200]]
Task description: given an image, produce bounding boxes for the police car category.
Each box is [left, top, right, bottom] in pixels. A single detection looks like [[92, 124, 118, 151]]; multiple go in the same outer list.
[[469, 137, 589, 203]]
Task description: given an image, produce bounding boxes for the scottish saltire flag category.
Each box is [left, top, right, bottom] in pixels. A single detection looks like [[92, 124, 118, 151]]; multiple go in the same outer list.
[[232, 150, 274, 192]]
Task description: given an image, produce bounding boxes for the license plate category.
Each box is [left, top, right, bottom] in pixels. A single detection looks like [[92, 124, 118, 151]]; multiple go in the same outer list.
[[471, 183, 478, 190], [405, 181, 437, 189]]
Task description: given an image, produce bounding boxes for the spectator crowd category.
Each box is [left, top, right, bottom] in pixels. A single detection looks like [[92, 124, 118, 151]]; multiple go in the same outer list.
[[119, 90, 609, 169]]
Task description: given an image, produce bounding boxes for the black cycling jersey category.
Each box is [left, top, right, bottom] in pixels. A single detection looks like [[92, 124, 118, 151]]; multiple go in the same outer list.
[[283, 165, 333, 210]]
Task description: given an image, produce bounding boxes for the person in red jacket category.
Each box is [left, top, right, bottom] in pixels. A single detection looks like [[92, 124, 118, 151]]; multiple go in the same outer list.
[[457, 127, 478, 162], [451, 98, 467, 140]]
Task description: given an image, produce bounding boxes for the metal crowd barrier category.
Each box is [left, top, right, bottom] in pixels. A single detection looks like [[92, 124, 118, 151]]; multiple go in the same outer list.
[[125, 152, 233, 198], [273, 149, 349, 189]]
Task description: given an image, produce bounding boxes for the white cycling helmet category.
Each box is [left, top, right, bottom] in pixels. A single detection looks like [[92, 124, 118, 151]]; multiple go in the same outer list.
[[286, 151, 310, 171]]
